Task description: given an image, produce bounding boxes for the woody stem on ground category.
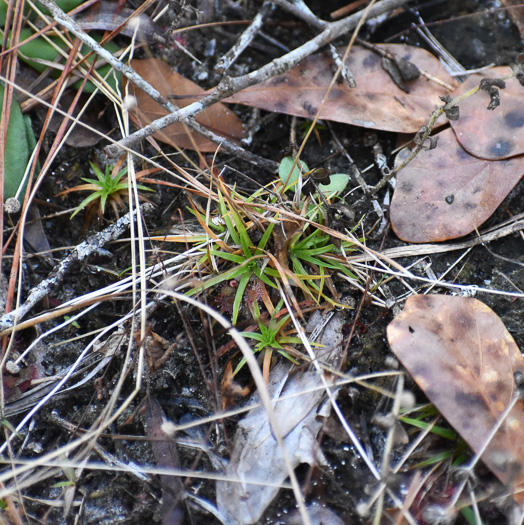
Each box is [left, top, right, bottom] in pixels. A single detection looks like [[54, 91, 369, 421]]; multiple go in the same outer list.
[[0, 204, 152, 333]]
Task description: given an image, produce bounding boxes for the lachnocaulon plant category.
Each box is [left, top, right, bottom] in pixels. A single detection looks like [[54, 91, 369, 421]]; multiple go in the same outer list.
[[174, 162, 359, 372], [57, 156, 157, 226]]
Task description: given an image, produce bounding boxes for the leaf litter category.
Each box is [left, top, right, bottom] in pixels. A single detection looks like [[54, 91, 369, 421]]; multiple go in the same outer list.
[[450, 67, 524, 160], [390, 127, 524, 243], [126, 58, 245, 152], [126, 52, 522, 245], [4, 0, 524, 523], [388, 295, 524, 511], [226, 44, 457, 133]]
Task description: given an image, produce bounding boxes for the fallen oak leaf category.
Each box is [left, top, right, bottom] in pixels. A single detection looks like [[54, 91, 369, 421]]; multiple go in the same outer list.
[[390, 127, 524, 243], [126, 58, 245, 152], [387, 295, 524, 505], [225, 44, 458, 133], [450, 67, 524, 160]]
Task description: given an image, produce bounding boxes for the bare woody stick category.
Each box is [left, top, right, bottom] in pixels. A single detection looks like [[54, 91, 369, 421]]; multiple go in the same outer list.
[[272, 0, 357, 87], [0, 205, 151, 332], [104, 0, 407, 157], [214, 2, 274, 74], [39, 0, 408, 162], [37, 0, 278, 171]]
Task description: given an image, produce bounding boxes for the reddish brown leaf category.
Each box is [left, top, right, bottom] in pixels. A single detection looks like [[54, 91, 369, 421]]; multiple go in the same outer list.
[[226, 44, 457, 133], [390, 127, 524, 242], [387, 295, 524, 498], [450, 67, 524, 160], [127, 58, 245, 152]]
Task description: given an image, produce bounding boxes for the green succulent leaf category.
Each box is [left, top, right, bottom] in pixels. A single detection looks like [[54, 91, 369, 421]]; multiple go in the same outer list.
[[15, 27, 121, 93], [318, 173, 350, 198]]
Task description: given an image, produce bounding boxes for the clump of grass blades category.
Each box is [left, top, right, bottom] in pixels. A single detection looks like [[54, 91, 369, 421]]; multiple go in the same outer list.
[[178, 175, 359, 372]]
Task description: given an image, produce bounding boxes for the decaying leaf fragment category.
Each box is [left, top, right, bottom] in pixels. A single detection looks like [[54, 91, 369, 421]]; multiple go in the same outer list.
[[126, 58, 245, 152], [390, 127, 524, 243], [387, 295, 524, 503], [216, 310, 346, 524]]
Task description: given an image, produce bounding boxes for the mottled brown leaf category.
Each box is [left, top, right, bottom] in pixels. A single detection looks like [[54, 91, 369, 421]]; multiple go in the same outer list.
[[226, 44, 457, 133], [127, 58, 245, 152], [388, 295, 524, 497], [450, 67, 524, 160], [390, 127, 524, 242]]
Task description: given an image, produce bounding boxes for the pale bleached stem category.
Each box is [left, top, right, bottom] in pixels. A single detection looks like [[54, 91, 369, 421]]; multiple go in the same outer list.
[[214, 2, 274, 74]]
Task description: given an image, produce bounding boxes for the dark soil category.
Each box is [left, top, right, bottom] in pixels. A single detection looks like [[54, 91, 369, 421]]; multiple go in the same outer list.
[[2, 0, 524, 524]]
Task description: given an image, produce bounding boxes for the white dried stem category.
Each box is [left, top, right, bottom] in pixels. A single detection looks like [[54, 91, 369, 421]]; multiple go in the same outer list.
[[274, 0, 357, 86], [214, 1, 274, 74], [0, 205, 150, 332], [36, 0, 277, 171]]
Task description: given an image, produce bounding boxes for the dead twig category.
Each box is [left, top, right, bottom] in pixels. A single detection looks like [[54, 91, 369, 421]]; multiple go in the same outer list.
[[0, 204, 152, 332], [74, 0, 408, 159], [214, 2, 274, 75]]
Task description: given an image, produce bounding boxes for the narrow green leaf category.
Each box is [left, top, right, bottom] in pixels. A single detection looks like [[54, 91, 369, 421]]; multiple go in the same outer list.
[[256, 219, 276, 253], [186, 264, 248, 296], [207, 250, 247, 264], [399, 416, 457, 440], [218, 191, 240, 246], [242, 332, 264, 342], [70, 192, 101, 217], [0, 82, 33, 200], [232, 272, 252, 325]]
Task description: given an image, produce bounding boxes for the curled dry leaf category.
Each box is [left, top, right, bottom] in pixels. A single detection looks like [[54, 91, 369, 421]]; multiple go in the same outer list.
[[450, 67, 524, 160], [390, 127, 524, 242], [126, 58, 245, 152], [387, 295, 524, 502], [226, 44, 457, 133]]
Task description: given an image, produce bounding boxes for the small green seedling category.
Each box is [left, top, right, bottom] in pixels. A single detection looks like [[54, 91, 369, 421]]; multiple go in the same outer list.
[[188, 190, 279, 325], [63, 315, 80, 329], [278, 156, 350, 198], [288, 226, 356, 304], [235, 299, 303, 375], [399, 405, 469, 467]]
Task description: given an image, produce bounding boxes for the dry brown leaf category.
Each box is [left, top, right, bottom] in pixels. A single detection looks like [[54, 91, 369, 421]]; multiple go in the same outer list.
[[127, 58, 245, 152], [388, 295, 524, 500], [450, 67, 524, 160], [502, 0, 524, 37], [226, 44, 457, 133], [390, 127, 524, 243]]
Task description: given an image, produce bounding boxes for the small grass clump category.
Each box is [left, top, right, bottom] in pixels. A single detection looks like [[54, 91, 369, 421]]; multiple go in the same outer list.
[[172, 159, 359, 373]]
